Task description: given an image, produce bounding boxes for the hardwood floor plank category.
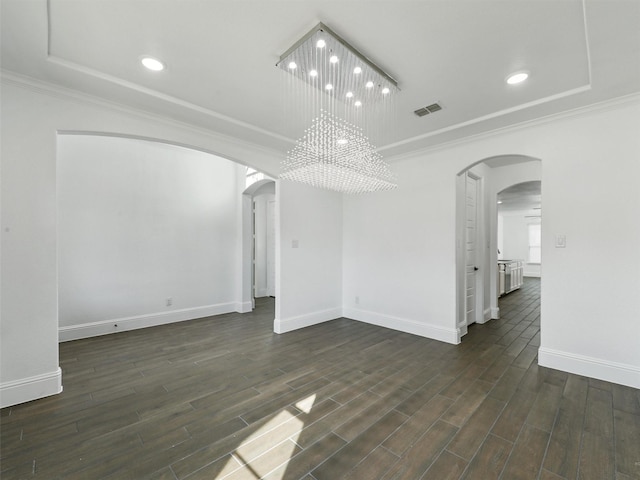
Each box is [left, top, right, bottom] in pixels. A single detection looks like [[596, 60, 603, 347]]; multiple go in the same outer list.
[[491, 386, 537, 442], [525, 381, 563, 432], [578, 431, 615, 480], [294, 391, 381, 450], [383, 394, 454, 456], [613, 409, 640, 478], [394, 373, 455, 417], [422, 450, 468, 480], [334, 387, 412, 442], [543, 375, 589, 479], [611, 384, 640, 415], [584, 386, 614, 438], [440, 379, 494, 427], [342, 446, 400, 480], [488, 365, 527, 403], [459, 433, 512, 480], [263, 432, 346, 480], [447, 396, 506, 460], [380, 420, 458, 480], [499, 424, 549, 480], [224, 439, 302, 480], [311, 410, 408, 479]]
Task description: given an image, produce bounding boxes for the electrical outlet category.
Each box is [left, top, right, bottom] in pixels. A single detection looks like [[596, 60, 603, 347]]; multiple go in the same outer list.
[[166, 297, 173, 307]]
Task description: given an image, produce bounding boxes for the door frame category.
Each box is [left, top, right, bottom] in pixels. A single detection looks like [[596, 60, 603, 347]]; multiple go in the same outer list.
[[455, 170, 486, 340]]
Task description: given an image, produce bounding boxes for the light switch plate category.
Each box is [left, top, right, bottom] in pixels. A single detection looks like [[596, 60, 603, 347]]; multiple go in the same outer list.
[[555, 235, 566, 248]]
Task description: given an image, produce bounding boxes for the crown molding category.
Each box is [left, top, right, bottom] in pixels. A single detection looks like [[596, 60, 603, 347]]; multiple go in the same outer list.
[[385, 91, 640, 164], [45, 55, 295, 146], [380, 84, 592, 154], [1, 69, 289, 165]]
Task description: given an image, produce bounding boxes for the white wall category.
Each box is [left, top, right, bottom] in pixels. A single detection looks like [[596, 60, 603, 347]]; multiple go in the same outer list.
[[343, 159, 460, 343], [344, 96, 640, 388], [275, 180, 343, 333], [57, 135, 242, 340]]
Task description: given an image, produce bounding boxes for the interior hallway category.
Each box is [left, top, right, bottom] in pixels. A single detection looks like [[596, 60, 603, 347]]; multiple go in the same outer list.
[[1, 279, 638, 479]]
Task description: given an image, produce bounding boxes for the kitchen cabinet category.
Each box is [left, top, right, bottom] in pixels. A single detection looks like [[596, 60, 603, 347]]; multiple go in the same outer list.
[[498, 260, 523, 296]]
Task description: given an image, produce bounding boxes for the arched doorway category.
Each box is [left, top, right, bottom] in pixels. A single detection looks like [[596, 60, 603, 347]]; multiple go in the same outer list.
[[455, 155, 541, 340], [240, 177, 277, 311]]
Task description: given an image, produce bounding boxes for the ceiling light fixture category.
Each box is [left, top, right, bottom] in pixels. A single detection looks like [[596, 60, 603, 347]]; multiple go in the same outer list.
[[140, 56, 165, 71], [277, 22, 399, 194], [506, 71, 529, 85]]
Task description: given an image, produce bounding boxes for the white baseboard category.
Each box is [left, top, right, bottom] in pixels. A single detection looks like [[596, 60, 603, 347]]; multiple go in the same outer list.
[[490, 307, 500, 319], [255, 288, 268, 298], [0, 368, 62, 408], [478, 308, 492, 324], [343, 307, 459, 345], [59, 302, 237, 342], [538, 347, 640, 389], [235, 301, 253, 314], [524, 272, 541, 278], [274, 307, 342, 334]]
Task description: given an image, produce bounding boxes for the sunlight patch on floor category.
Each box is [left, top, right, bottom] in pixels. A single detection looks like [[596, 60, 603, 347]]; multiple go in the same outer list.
[[216, 394, 317, 479]]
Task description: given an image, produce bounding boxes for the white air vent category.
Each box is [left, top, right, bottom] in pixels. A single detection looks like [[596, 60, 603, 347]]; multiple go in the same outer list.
[[414, 103, 442, 117]]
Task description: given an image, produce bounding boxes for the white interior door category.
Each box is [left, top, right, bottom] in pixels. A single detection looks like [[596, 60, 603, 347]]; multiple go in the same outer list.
[[266, 199, 276, 297], [465, 172, 479, 326]]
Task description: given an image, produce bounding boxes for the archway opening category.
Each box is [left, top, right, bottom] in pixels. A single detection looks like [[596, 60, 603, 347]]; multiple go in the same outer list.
[[56, 132, 272, 340], [455, 155, 541, 341], [241, 177, 277, 311]]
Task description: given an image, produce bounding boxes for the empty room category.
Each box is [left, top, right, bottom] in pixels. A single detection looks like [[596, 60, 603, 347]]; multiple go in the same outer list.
[[1, 1, 639, 479]]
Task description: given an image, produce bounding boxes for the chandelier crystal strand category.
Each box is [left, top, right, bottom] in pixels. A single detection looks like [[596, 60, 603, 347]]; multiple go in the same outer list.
[[278, 23, 398, 194]]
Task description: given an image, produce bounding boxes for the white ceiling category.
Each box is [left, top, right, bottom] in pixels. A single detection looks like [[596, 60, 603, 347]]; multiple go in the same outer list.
[[498, 180, 541, 214], [2, 0, 639, 159]]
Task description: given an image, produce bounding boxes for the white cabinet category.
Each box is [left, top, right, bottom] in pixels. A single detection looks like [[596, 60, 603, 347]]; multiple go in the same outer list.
[[498, 260, 523, 295]]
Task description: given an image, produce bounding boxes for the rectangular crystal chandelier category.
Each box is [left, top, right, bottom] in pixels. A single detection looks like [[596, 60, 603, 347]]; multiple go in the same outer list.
[[277, 23, 399, 194]]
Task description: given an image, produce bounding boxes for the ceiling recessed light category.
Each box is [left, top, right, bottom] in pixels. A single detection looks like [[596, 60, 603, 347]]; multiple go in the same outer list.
[[506, 71, 529, 85], [365, 81, 374, 88], [337, 138, 348, 145], [353, 66, 362, 74], [309, 69, 318, 77], [330, 55, 339, 64], [141, 56, 165, 71], [354, 100, 362, 107], [346, 91, 354, 98], [316, 39, 326, 48], [381, 87, 390, 94], [325, 83, 333, 90], [288, 61, 297, 70]]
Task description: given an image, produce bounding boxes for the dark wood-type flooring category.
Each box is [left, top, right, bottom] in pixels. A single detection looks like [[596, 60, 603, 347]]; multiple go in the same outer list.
[[2, 278, 639, 479]]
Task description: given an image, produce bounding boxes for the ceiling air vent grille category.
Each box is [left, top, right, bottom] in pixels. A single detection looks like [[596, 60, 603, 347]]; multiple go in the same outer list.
[[414, 103, 442, 117]]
